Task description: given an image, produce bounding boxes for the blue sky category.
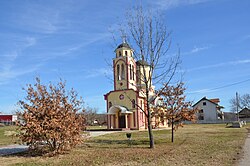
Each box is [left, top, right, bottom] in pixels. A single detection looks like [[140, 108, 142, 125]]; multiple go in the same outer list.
[[0, 0, 249, 114]]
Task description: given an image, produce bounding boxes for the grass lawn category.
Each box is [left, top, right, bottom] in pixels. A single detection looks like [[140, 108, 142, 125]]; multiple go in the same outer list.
[[0, 124, 249, 166], [0, 125, 19, 147]]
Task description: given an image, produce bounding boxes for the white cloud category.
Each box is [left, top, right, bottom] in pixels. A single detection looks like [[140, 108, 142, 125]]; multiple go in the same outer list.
[[190, 46, 209, 54], [187, 46, 210, 54], [25, 37, 37, 47], [188, 59, 250, 72], [0, 36, 39, 85], [243, 35, 250, 40], [231, 59, 250, 65], [1, 52, 18, 65], [153, 0, 212, 10], [84, 68, 113, 79], [182, 45, 210, 55], [14, 4, 61, 34], [187, 88, 218, 94], [39, 32, 111, 60], [0, 64, 41, 85]]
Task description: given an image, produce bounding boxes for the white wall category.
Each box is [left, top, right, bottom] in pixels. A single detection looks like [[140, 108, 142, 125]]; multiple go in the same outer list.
[[12, 115, 18, 121], [195, 99, 218, 123]]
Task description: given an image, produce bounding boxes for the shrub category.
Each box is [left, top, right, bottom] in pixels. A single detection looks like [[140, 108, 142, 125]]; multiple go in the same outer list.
[[17, 78, 85, 155]]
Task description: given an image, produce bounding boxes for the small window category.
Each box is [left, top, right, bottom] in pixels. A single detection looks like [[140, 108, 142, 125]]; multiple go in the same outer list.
[[199, 109, 204, 113], [203, 102, 206, 106], [121, 64, 125, 80], [109, 102, 112, 108], [132, 65, 135, 80], [125, 51, 128, 56], [130, 64, 132, 80], [132, 99, 136, 108], [119, 51, 122, 57], [117, 64, 120, 80]]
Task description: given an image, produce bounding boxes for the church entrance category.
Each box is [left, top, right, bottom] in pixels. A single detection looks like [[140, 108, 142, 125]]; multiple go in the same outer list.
[[119, 115, 126, 128]]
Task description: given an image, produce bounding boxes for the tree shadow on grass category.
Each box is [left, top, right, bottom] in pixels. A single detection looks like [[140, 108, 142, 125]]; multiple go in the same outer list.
[[1, 149, 44, 158], [0, 146, 70, 157], [86, 139, 150, 148]]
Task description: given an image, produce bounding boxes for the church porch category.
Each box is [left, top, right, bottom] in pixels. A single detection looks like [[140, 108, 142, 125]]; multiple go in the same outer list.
[[107, 105, 135, 129]]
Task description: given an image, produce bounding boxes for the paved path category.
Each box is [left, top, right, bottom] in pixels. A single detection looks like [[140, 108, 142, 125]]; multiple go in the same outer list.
[[238, 131, 250, 166], [0, 131, 119, 156], [87, 131, 118, 137], [0, 144, 28, 156]]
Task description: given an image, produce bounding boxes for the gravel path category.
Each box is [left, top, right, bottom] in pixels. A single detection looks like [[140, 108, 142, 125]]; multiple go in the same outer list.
[[238, 132, 250, 166]]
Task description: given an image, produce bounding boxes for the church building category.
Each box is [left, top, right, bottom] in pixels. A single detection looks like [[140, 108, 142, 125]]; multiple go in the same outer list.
[[104, 41, 168, 130]]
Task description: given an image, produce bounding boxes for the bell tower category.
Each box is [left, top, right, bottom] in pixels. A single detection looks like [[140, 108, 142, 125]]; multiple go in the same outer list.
[[113, 41, 137, 91], [105, 39, 168, 130]]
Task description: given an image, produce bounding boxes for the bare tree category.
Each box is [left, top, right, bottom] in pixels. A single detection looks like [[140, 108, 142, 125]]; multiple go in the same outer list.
[[154, 82, 197, 142], [84, 107, 98, 125], [240, 94, 250, 108], [230, 93, 250, 112], [115, 6, 181, 148], [17, 78, 85, 155]]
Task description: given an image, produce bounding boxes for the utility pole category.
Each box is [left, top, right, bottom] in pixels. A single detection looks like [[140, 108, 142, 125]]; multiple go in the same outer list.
[[236, 92, 239, 121]]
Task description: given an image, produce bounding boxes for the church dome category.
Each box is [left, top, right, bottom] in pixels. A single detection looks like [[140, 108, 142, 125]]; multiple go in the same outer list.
[[136, 60, 150, 66], [116, 42, 131, 49]]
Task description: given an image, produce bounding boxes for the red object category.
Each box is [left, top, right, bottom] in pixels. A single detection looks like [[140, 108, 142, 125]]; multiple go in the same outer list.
[[0, 115, 12, 121], [209, 98, 220, 104]]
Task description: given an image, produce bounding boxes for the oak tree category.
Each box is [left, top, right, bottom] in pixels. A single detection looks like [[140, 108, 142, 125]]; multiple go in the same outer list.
[[17, 78, 85, 155], [154, 82, 197, 142]]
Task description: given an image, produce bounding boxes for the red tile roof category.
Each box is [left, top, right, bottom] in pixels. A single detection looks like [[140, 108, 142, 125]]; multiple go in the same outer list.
[[209, 98, 220, 104]]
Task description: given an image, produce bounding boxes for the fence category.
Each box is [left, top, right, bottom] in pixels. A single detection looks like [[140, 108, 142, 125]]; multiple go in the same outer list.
[[0, 120, 16, 125]]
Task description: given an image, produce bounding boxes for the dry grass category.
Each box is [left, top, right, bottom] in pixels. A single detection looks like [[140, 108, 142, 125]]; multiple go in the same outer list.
[[0, 125, 19, 147], [0, 124, 248, 166]]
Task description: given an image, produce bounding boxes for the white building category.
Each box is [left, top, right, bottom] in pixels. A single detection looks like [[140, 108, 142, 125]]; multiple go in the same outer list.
[[193, 97, 224, 123]]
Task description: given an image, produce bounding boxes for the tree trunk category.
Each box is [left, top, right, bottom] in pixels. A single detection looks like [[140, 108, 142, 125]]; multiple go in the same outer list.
[[171, 117, 174, 143], [146, 87, 154, 149], [147, 110, 154, 148]]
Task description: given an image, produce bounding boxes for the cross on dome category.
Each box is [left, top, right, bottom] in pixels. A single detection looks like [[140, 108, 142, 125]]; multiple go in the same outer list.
[[121, 34, 127, 43]]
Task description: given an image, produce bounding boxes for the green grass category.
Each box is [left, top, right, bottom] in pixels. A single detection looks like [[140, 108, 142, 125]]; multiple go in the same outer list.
[[0, 125, 19, 147], [0, 124, 249, 166]]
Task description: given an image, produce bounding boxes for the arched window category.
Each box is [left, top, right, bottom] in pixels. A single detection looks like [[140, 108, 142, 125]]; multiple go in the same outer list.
[[119, 51, 122, 57], [132, 99, 136, 108], [125, 51, 128, 56], [132, 65, 135, 80], [117, 64, 120, 80], [109, 102, 112, 108], [121, 64, 125, 80], [130, 64, 132, 80]]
